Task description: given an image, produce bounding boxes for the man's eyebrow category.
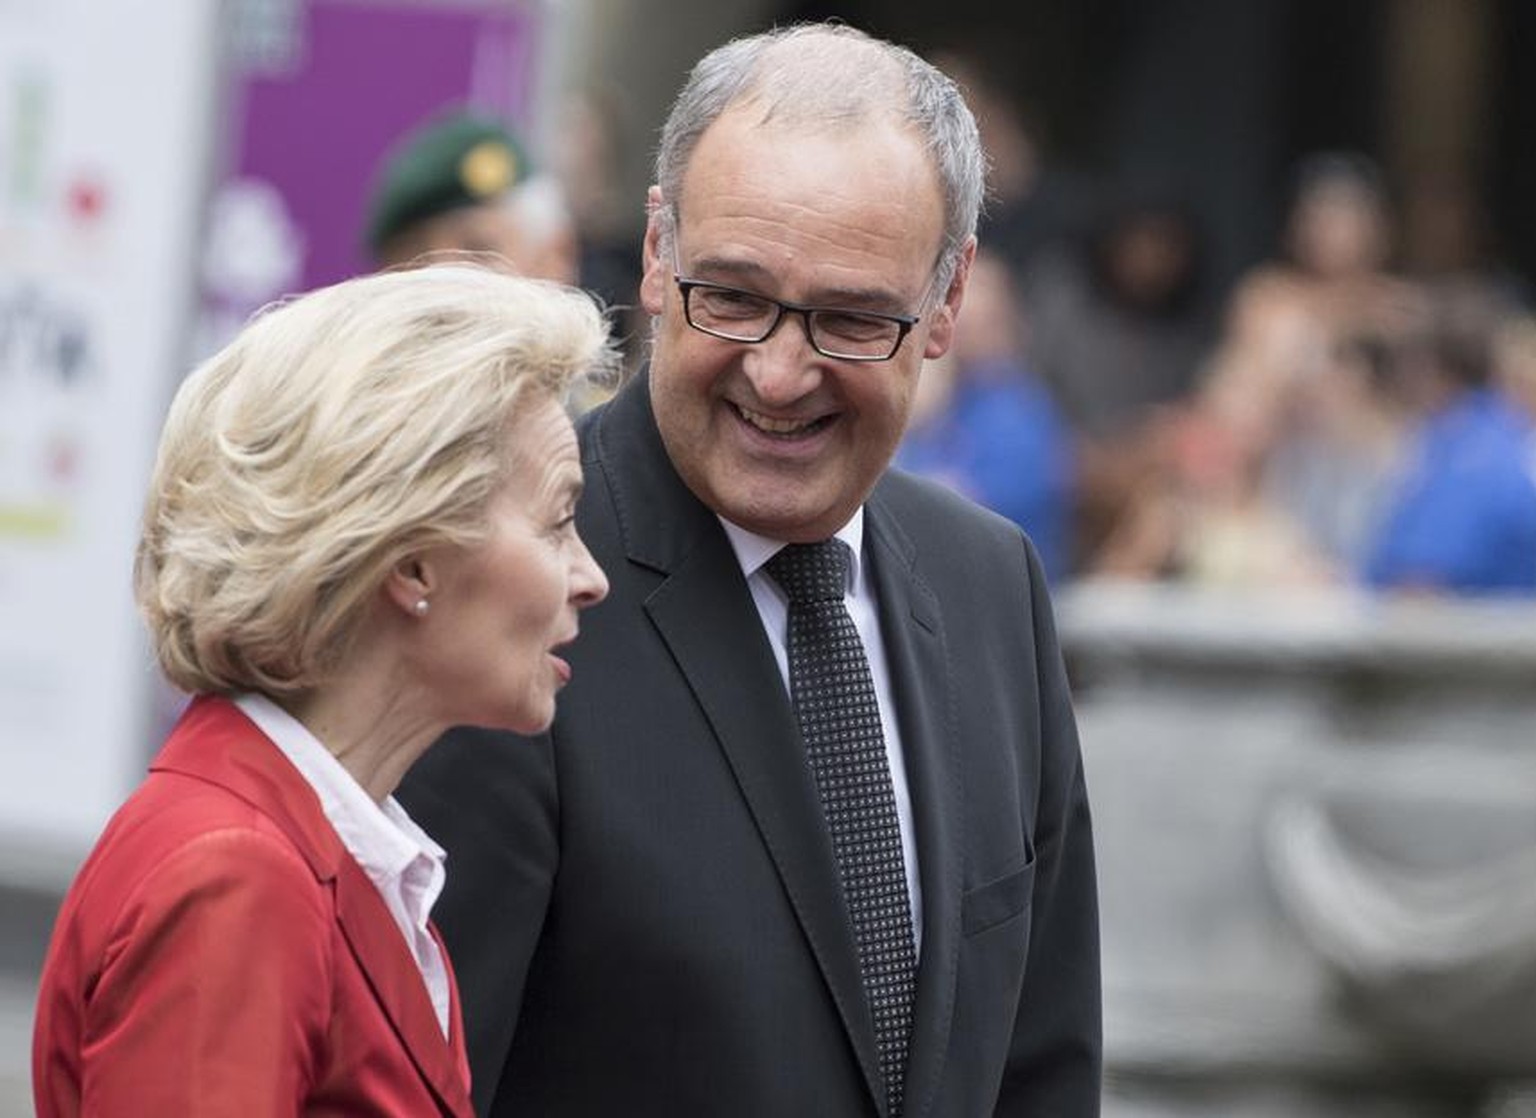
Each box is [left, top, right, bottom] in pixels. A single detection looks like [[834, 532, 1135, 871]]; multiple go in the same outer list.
[[683, 255, 907, 310], [681, 254, 774, 286]]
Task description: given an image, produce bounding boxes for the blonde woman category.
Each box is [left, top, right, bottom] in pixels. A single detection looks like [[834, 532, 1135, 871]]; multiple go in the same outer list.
[[33, 264, 614, 1117]]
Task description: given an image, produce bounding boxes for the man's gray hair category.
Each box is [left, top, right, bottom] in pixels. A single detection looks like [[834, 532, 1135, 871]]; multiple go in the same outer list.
[[654, 23, 985, 292]]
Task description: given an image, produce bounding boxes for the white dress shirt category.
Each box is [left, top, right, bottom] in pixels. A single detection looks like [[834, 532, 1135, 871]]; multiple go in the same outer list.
[[719, 509, 924, 951], [234, 693, 452, 1037]]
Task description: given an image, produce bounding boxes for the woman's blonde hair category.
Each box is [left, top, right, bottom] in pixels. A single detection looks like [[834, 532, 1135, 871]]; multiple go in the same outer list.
[[135, 262, 617, 696]]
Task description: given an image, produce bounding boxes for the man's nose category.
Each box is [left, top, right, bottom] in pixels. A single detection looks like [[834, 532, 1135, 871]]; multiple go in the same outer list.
[[743, 311, 824, 403]]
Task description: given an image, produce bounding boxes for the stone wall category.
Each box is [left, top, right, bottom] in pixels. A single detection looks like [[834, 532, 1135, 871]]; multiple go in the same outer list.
[[1056, 583, 1536, 1118]]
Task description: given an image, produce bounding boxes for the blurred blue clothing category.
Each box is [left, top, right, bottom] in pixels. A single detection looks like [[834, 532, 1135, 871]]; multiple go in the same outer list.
[[1363, 389, 1536, 594], [897, 358, 1075, 581]]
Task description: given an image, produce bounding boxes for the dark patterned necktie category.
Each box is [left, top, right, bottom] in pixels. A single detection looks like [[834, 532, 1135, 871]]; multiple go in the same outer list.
[[766, 540, 917, 1117]]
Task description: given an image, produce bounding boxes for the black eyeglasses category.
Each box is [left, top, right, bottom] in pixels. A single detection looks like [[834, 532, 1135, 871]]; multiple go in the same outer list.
[[672, 277, 924, 362], [664, 209, 943, 360]]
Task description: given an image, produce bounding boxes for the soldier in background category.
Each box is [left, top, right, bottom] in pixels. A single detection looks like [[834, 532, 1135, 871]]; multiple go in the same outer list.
[[363, 109, 579, 284]]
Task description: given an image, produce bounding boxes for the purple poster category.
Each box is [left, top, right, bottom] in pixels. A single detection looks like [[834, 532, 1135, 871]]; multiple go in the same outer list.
[[199, 0, 538, 349]]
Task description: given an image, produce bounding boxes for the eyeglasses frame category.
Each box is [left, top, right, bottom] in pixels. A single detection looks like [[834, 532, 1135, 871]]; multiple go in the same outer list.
[[665, 214, 946, 363]]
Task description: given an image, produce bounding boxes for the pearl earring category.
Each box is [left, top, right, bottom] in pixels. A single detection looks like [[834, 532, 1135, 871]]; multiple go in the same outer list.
[[413, 598, 430, 617]]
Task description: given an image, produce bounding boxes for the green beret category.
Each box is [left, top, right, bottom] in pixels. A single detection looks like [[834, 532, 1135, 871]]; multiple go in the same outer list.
[[363, 110, 533, 258]]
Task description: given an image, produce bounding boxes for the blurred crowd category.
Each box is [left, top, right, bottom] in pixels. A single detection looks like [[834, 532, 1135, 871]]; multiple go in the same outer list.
[[369, 62, 1536, 600], [894, 64, 1536, 596]]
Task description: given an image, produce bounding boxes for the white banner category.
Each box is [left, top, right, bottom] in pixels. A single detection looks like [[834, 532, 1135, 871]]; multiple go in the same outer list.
[[0, 0, 219, 880]]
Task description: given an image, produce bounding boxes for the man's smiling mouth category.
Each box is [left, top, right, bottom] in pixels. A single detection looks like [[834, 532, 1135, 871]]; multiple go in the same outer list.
[[735, 404, 832, 438]]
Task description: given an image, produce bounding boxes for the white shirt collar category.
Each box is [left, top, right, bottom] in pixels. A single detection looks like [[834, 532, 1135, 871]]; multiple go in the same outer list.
[[233, 693, 453, 1035], [232, 693, 445, 884], [717, 507, 866, 595]]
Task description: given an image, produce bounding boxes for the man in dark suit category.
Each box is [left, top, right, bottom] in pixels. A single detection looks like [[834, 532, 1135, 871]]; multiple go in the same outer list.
[[401, 22, 1101, 1116]]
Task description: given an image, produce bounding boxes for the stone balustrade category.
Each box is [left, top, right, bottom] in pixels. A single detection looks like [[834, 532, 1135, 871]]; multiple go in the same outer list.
[[1056, 582, 1536, 1118]]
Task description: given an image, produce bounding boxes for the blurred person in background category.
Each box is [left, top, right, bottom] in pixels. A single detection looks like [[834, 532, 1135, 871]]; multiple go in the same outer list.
[[1030, 183, 1214, 440], [1091, 152, 1424, 588], [1495, 311, 1536, 426], [1495, 313, 1536, 560], [1024, 182, 1217, 576], [897, 246, 1075, 581], [1192, 152, 1423, 585], [1262, 331, 1412, 574], [1194, 152, 1421, 493], [1222, 151, 1418, 365], [32, 265, 614, 1117], [933, 50, 1091, 289], [1086, 369, 1336, 588], [1362, 292, 1536, 595], [402, 22, 1101, 1117], [364, 109, 580, 285], [553, 89, 646, 338]]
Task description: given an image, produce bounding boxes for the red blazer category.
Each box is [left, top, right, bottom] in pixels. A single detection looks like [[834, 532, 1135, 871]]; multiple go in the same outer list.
[[33, 696, 474, 1117]]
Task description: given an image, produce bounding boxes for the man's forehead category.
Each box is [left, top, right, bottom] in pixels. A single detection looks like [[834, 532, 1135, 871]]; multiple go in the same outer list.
[[678, 109, 937, 209], [675, 124, 941, 251], [708, 98, 912, 147]]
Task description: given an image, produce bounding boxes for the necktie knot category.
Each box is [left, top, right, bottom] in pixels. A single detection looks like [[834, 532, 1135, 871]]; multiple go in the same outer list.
[[766, 540, 849, 605]]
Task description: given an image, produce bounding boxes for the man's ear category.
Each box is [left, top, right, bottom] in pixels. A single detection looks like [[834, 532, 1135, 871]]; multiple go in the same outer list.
[[922, 237, 977, 360], [640, 185, 670, 316]]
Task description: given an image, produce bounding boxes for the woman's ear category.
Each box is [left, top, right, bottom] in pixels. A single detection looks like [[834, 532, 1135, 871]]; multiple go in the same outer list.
[[384, 555, 434, 618]]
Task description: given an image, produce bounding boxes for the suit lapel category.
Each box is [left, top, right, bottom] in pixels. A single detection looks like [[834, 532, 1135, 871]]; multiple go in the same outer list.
[[333, 860, 475, 1117], [865, 493, 963, 1118], [644, 538, 885, 1099], [156, 697, 474, 1118], [592, 376, 886, 1107]]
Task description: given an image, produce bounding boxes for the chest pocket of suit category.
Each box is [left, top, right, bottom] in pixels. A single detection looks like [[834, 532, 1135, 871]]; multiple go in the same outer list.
[[961, 855, 1035, 936]]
